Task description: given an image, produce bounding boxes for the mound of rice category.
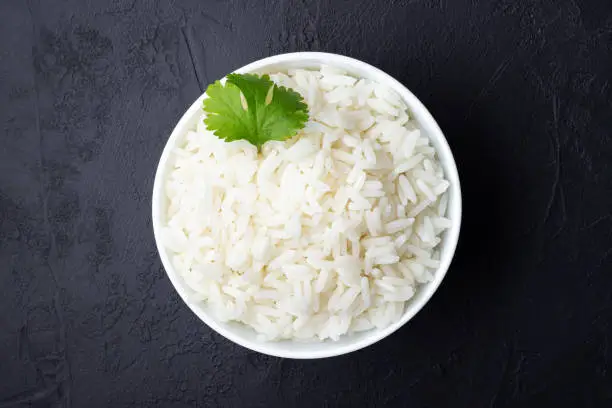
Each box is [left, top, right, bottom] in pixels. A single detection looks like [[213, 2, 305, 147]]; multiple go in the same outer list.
[[162, 65, 451, 341]]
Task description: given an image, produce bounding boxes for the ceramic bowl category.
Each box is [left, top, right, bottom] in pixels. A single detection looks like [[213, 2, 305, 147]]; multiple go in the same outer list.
[[152, 52, 462, 359]]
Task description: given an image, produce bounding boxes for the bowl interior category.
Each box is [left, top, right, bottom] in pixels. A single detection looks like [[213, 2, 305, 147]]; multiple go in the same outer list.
[[152, 52, 461, 358]]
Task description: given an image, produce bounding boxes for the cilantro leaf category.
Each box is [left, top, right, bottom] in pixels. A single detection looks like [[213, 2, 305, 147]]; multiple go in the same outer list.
[[202, 73, 309, 150]]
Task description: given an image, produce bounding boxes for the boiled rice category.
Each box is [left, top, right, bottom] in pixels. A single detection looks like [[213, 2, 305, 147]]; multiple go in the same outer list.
[[162, 65, 451, 341]]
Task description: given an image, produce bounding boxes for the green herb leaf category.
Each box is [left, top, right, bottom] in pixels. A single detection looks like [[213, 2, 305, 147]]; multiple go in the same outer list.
[[203, 73, 309, 149]]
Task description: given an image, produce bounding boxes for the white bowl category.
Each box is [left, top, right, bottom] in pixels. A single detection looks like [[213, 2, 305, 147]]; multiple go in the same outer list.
[[152, 52, 462, 359]]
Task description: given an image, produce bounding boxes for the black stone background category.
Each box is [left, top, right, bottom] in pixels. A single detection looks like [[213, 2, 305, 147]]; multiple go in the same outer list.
[[1, 0, 611, 406]]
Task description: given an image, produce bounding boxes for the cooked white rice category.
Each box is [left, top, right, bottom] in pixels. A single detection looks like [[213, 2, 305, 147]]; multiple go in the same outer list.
[[162, 66, 451, 341]]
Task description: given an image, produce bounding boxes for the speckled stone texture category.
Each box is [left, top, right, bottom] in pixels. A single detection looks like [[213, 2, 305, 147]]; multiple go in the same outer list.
[[1, 0, 611, 406]]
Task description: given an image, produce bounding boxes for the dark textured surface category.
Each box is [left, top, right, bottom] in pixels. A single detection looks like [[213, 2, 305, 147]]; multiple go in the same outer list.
[[1, 0, 611, 406]]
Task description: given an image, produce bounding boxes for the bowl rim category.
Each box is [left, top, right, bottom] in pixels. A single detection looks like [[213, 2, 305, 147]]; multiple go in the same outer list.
[[152, 51, 462, 359]]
